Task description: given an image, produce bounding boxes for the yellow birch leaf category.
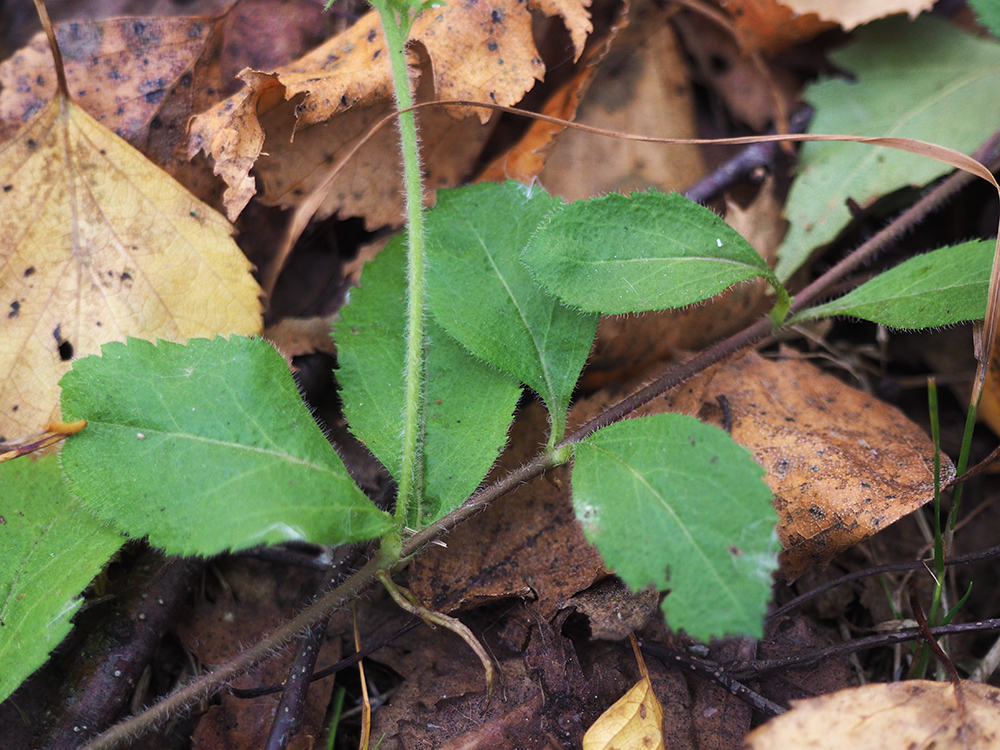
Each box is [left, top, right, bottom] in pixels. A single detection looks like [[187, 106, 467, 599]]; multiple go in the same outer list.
[[583, 634, 666, 750], [0, 94, 263, 442], [583, 676, 666, 750]]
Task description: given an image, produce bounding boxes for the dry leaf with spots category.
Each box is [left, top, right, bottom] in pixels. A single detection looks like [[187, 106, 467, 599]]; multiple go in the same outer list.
[[189, 0, 593, 225], [583, 634, 665, 750], [572, 350, 949, 580], [745, 680, 1000, 749], [478, 0, 628, 184], [0, 17, 230, 203], [678, 352, 951, 578], [0, 88, 262, 441]]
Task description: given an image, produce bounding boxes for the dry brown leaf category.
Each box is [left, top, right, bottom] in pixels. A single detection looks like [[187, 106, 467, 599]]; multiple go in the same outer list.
[[0, 94, 262, 441], [673, 10, 797, 132], [263, 316, 337, 362], [559, 578, 659, 641], [777, 0, 934, 31], [573, 351, 950, 580], [673, 352, 952, 579], [720, 0, 837, 55], [0, 17, 228, 201], [583, 635, 665, 750], [478, 0, 628, 184], [744, 680, 1000, 749], [408, 402, 606, 617], [539, 0, 704, 200], [189, 0, 593, 224], [250, 69, 493, 230]]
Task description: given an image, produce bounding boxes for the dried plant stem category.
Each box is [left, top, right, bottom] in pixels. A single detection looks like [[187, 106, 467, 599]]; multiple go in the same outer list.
[[377, 571, 495, 701]]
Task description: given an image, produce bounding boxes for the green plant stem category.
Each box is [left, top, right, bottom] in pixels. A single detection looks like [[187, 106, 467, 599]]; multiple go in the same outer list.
[[370, 0, 427, 551]]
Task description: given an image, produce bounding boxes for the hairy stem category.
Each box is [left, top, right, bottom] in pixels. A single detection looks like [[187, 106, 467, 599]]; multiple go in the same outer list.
[[371, 0, 426, 552]]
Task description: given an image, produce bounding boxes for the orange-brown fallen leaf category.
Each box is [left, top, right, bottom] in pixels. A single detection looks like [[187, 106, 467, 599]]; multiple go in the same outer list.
[[189, 0, 593, 225], [744, 680, 1000, 749], [478, 0, 628, 185], [671, 351, 952, 579], [583, 633, 665, 750], [0, 91, 262, 441], [719, 0, 837, 55], [573, 351, 950, 580]]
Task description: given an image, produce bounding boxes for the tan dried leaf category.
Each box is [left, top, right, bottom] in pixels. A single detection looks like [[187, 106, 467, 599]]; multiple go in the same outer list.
[[189, 0, 592, 224], [778, 0, 934, 31], [744, 681, 1000, 749], [720, 0, 837, 54], [0, 95, 262, 441], [539, 0, 704, 201]]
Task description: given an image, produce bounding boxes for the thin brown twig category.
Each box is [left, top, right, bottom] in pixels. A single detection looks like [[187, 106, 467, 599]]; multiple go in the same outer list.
[[730, 619, 1000, 680], [768, 543, 1000, 622]]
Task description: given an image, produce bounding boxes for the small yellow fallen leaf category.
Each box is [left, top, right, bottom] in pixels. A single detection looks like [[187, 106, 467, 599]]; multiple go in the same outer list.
[[583, 634, 665, 750], [744, 680, 1000, 749], [0, 92, 262, 441]]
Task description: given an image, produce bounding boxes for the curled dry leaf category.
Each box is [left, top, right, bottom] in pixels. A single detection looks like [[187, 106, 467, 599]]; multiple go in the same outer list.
[[0, 94, 262, 441], [744, 680, 1000, 749], [188, 0, 593, 224], [573, 351, 950, 580], [478, 0, 629, 184]]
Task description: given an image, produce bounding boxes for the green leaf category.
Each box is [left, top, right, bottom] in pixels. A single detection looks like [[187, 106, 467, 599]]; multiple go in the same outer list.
[[337, 237, 523, 528], [0, 456, 124, 704], [777, 15, 1000, 281], [524, 190, 779, 314], [972, 0, 1000, 38], [791, 240, 994, 328], [425, 181, 598, 443], [572, 414, 779, 639], [59, 336, 391, 556]]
